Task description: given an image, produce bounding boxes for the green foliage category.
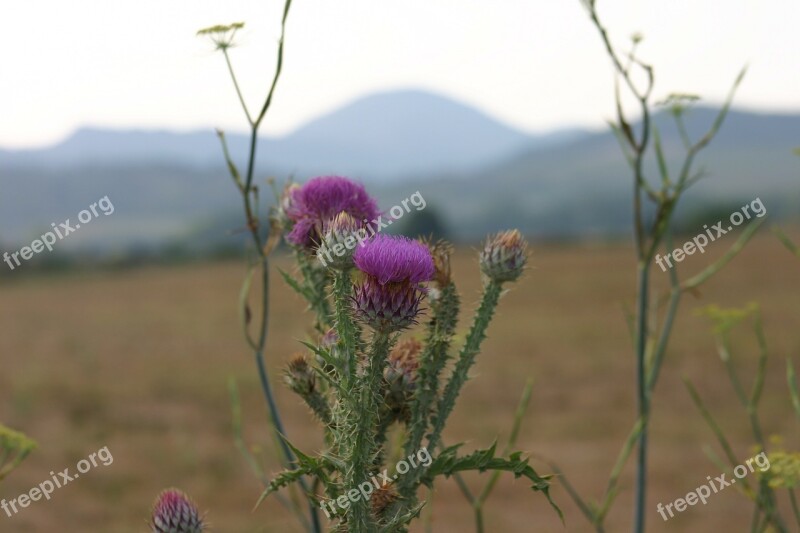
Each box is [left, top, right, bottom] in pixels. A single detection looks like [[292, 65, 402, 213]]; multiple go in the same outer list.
[[255, 234, 555, 531], [0, 424, 36, 482], [685, 304, 798, 531], [420, 443, 561, 520]]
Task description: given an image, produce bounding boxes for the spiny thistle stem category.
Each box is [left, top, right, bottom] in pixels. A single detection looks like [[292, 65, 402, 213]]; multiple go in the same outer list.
[[346, 331, 394, 532], [428, 280, 503, 454], [332, 269, 359, 386], [298, 251, 332, 332], [400, 282, 460, 498]]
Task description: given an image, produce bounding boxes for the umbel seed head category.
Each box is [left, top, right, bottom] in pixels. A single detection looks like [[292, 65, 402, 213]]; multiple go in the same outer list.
[[479, 229, 528, 283], [150, 489, 205, 533]]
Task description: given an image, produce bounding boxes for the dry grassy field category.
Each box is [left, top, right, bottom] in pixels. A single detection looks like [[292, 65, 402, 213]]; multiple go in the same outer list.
[[1, 233, 798, 532]]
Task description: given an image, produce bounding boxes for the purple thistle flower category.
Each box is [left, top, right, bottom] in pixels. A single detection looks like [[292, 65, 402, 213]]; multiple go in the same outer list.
[[353, 234, 435, 286], [150, 489, 205, 533], [352, 235, 435, 332], [284, 176, 380, 249]]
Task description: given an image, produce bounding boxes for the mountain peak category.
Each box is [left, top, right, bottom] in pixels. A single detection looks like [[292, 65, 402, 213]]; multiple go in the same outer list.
[[278, 88, 531, 177]]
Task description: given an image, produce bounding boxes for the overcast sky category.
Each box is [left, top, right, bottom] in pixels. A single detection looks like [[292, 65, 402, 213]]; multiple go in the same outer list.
[[2, 0, 798, 148]]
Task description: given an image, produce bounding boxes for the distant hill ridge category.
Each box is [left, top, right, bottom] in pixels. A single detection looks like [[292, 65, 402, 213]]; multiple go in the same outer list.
[[0, 90, 584, 179], [1, 90, 798, 250]]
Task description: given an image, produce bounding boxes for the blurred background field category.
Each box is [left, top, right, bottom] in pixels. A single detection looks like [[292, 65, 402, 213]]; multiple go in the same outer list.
[[2, 3, 799, 530], [1, 232, 797, 532]]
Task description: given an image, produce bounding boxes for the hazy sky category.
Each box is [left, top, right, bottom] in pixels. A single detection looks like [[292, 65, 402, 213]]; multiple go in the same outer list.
[[2, 0, 798, 148]]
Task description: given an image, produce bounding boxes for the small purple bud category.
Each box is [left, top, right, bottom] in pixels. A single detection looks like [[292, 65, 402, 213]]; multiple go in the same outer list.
[[319, 211, 363, 269], [150, 489, 205, 533]]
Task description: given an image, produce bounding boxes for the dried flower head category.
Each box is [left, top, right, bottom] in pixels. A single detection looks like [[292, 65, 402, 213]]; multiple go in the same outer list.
[[371, 483, 399, 516], [284, 176, 379, 250], [479, 229, 528, 283], [424, 238, 454, 287], [150, 489, 205, 533], [352, 235, 435, 332], [384, 339, 421, 422], [284, 353, 316, 396]]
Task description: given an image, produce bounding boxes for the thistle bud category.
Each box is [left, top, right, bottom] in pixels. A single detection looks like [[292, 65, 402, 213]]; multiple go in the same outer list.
[[150, 489, 205, 533], [277, 182, 301, 230], [384, 339, 421, 422], [316, 328, 347, 375], [284, 354, 316, 396], [318, 211, 363, 269], [320, 327, 339, 348], [479, 229, 528, 283], [353, 277, 425, 333]]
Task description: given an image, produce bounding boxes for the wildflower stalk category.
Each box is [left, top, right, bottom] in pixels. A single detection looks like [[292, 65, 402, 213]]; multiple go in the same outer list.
[[685, 306, 791, 531], [472, 379, 533, 533], [200, 2, 321, 531], [347, 330, 394, 532], [298, 251, 333, 332], [428, 279, 502, 453], [400, 282, 460, 498], [401, 282, 460, 462], [577, 3, 751, 531], [332, 269, 359, 385]]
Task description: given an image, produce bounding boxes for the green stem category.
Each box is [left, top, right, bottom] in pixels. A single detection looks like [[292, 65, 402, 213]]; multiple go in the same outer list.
[[347, 331, 393, 532], [633, 261, 650, 533], [428, 280, 503, 453], [400, 283, 460, 499], [789, 490, 800, 526], [332, 269, 359, 385], [475, 505, 484, 533]]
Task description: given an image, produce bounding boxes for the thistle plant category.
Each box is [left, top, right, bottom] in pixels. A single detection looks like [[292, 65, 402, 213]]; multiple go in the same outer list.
[[685, 304, 799, 531], [250, 177, 560, 532], [0, 423, 36, 482], [150, 489, 206, 533], [543, 3, 763, 532]]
